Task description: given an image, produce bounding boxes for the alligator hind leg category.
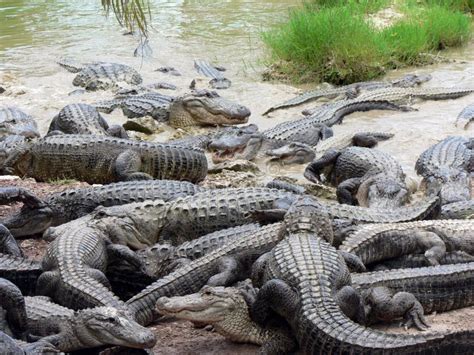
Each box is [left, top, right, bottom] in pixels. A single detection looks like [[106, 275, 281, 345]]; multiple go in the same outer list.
[[85, 268, 112, 290], [0, 278, 27, 339], [304, 149, 341, 184], [363, 286, 429, 331], [337, 177, 362, 205], [115, 149, 154, 181], [335, 285, 366, 324]]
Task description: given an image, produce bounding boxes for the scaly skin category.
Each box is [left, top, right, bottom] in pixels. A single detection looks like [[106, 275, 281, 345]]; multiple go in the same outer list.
[[251, 196, 473, 354], [353, 262, 474, 324], [0, 331, 59, 354], [0, 253, 42, 296], [263, 73, 431, 115], [3, 180, 202, 237], [48, 103, 127, 138], [266, 131, 394, 165], [209, 100, 406, 162], [356, 86, 474, 103], [1, 135, 208, 184], [194, 60, 231, 89], [0, 107, 40, 139], [168, 90, 250, 128], [339, 220, 474, 267], [24, 297, 156, 352], [305, 147, 410, 208], [415, 136, 472, 205], [456, 103, 474, 129], [156, 286, 296, 354], [371, 251, 474, 270], [440, 200, 474, 219], [0, 277, 27, 338], [0, 224, 22, 256], [126, 223, 285, 326], [69, 62, 143, 91]]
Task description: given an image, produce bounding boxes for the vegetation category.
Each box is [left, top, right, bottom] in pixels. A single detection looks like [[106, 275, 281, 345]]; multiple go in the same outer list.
[[263, 1, 472, 84], [100, 0, 151, 37]]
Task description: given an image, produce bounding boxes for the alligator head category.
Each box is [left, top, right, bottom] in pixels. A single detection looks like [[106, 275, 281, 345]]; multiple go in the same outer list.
[[69, 307, 156, 350], [208, 124, 263, 162], [1, 205, 53, 237], [169, 90, 250, 128], [0, 110, 40, 139], [156, 286, 248, 324], [266, 142, 316, 165], [424, 168, 471, 205], [356, 175, 411, 209]]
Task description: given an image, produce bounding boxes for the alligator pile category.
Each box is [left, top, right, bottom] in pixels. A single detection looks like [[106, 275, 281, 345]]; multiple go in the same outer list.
[[0, 57, 472, 354]]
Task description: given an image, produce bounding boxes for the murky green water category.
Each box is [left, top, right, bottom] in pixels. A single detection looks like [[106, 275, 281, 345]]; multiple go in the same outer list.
[[0, 0, 299, 73]]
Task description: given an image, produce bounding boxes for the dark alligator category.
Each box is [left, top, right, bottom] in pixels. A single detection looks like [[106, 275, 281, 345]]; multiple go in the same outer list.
[[0, 107, 40, 139], [194, 60, 231, 89], [339, 220, 474, 267], [371, 251, 474, 270], [24, 296, 156, 352], [456, 103, 474, 129], [209, 100, 408, 162], [0, 277, 27, 339], [0, 134, 208, 184], [304, 146, 411, 208], [126, 222, 285, 326], [156, 285, 296, 354], [250, 196, 473, 354], [415, 136, 472, 205], [262, 73, 431, 115], [0, 253, 42, 296], [0, 331, 59, 354], [0, 224, 22, 256], [2, 180, 202, 238], [58, 58, 143, 91], [352, 262, 474, 328], [266, 131, 394, 165], [440, 200, 474, 219], [48, 103, 128, 138]]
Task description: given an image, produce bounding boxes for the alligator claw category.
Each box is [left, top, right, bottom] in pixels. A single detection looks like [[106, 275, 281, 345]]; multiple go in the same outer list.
[[401, 307, 431, 331]]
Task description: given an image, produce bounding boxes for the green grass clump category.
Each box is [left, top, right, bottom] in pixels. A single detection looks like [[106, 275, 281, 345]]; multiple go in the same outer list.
[[262, 7, 387, 84], [264, 1, 472, 84], [47, 178, 79, 185], [305, 0, 389, 13], [417, 0, 474, 12]]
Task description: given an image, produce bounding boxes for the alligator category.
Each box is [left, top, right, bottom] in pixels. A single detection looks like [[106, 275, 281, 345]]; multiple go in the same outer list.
[[58, 58, 143, 91], [155, 66, 181, 76], [249, 196, 473, 354], [0, 331, 60, 354], [94, 92, 173, 122], [24, 296, 156, 352], [415, 136, 472, 205], [352, 262, 474, 328], [356, 86, 474, 104], [156, 285, 297, 354], [262, 73, 432, 115], [304, 146, 411, 208], [0, 224, 22, 256], [2, 180, 203, 238], [371, 251, 474, 270], [47, 103, 128, 138], [209, 100, 408, 162], [0, 134, 208, 184], [125, 222, 285, 326], [194, 60, 231, 89], [36, 216, 146, 310], [0, 253, 42, 296], [456, 103, 474, 129], [266, 131, 394, 165], [0, 277, 27, 338], [440, 200, 474, 219], [339, 220, 474, 267], [136, 223, 262, 278], [0, 107, 40, 139]]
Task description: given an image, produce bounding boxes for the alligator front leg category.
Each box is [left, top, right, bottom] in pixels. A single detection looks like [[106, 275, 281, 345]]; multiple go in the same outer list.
[[363, 286, 430, 331], [207, 256, 245, 286], [107, 124, 129, 139], [115, 150, 154, 181], [337, 177, 362, 205], [304, 149, 341, 184], [0, 224, 22, 257]]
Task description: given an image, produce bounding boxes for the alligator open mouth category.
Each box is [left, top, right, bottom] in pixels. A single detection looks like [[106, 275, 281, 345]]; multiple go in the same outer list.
[[211, 145, 247, 163]]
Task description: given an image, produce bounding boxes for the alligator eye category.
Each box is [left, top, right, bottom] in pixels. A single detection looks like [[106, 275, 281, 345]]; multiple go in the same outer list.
[[106, 317, 116, 323]]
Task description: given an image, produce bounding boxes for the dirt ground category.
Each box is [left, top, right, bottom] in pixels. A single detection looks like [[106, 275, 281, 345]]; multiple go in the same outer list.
[[0, 177, 473, 354]]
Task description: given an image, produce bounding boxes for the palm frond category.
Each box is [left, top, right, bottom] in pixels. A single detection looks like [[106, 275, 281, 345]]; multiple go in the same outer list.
[[101, 0, 151, 37]]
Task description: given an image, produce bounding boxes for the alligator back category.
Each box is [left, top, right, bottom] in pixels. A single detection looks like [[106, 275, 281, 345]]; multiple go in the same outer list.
[[47, 103, 109, 135], [73, 63, 142, 90], [22, 135, 207, 184]]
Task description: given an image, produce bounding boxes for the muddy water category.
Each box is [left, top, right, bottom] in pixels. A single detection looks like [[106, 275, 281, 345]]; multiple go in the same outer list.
[[0, 0, 473, 185]]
